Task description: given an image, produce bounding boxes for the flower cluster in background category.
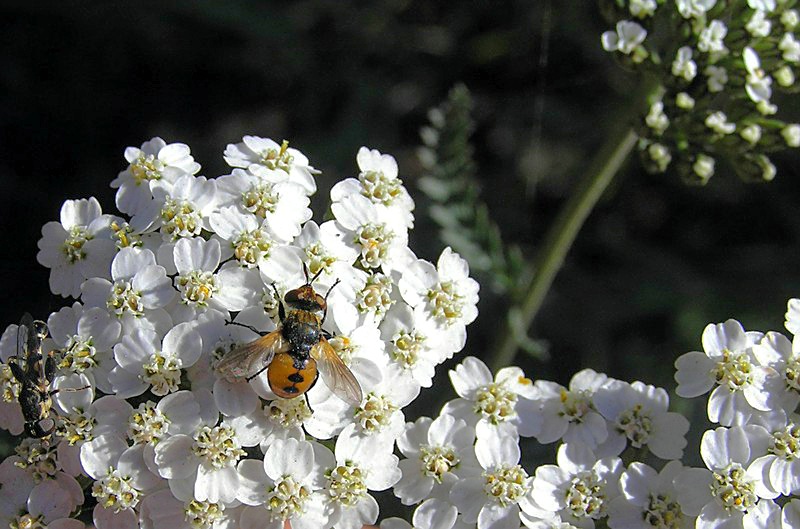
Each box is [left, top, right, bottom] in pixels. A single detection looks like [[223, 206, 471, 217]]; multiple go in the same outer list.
[[601, 0, 800, 183], [0, 137, 479, 529]]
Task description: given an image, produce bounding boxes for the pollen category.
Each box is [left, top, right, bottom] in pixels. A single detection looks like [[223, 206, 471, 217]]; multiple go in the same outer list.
[[184, 500, 224, 529], [161, 198, 202, 240], [712, 349, 754, 391], [426, 280, 464, 326], [644, 493, 684, 529], [242, 182, 279, 219], [419, 444, 459, 483], [1, 363, 21, 402], [355, 223, 393, 269], [356, 272, 395, 321], [769, 422, 800, 460], [482, 464, 529, 507], [327, 461, 368, 507], [62, 226, 92, 264], [11, 512, 47, 529], [710, 463, 757, 513], [304, 243, 337, 278], [128, 401, 170, 445], [92, 469, 141, 512], [177, 270, 219, 307], [107, 279, 145, 317], [60, 335, 97, 372], [265, 475, 311, 522], [129, 153, 164, 185], [233, 228, 272, 267], [391, 329, 426, 369], [359, 169, 404, 206], [192, 426, 246, 469], [474, 382, 517, 425], [61, 410, 95, 445], [564, 470, 607, 519], [267, 396, 313, 428], [614, 404, 653, 448], [142, 353, 182, 396], [559, 389, 593, 423], [355, 392, 398, 433], [258, 139, 294, 173]]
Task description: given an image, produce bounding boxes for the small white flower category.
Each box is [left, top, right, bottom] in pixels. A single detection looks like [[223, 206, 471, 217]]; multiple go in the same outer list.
[[746, 10, 773, 37], [671, 46, 697, 81], [782, 9, 799, 30], [171, 237, 261, 322], [675, 92, 695, 109], [740, 124, 763, 145], [593, 380, 690, 460], [676, 0, 717, 19], [223, 136, 318, 195], [47, 303, 121, 381], [530, 369, 609, 449], [80, 247, 174, 340], [675, 319, 780, 425], [606, 460, 692, 529], [744, 47, 773, 104], [450, 434, 532, 529], [645, 102, 669, 135], [698, 20, 728, 54], [80, 434, 162, 527], [646, 143, 672, 172], [674, 427, 768, 527], [332, 193, 408, 271], [37, 197, 117, 298], [111, 137, 201, 216], [110, 322, 202, 398], [398, 248, 480, 347], [394, 414, 480, 505], [744, 411, 800, 496], [523, 442, 622, 528], [443, 356, 540, 441], [215, 168, 312, 243], [748, 0, 775, 11], [320, 431, 401, 529], [704, 65, 728, 92], [153, 421, 246, 504], [692, 153, 715, 182], [629, 0, 657, 18], [781, 124, 800, 147], [601, 21, 647, 55], [705, 111, 736, 135], [331, 146, 415, 229], [780, 33, 800, 62], [237, 438, 329, 529]]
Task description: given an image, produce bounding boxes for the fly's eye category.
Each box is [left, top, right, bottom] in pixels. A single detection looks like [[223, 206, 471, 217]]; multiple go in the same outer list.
[[284, 289, 301, 304], [315, 294, 326, 310]]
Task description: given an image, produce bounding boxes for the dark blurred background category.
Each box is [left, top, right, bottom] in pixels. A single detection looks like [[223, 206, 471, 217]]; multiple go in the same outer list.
[[2, 0, 799, 479]]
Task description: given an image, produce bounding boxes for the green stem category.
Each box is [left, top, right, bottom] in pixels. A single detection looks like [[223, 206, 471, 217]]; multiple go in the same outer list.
[[490, 125, 640, 372]]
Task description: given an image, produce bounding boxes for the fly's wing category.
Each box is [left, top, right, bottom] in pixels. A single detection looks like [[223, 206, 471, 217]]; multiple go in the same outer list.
[[16, 313, 33, 360], [215, 331, 288, 381], [311, 338, 363, 406]]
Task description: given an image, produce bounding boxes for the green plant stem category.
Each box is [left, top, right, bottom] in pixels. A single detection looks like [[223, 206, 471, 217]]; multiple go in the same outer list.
[[490, 125, 640, 372]]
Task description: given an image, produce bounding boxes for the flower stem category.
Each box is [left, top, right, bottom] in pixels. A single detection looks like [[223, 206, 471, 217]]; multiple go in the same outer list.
[[490, 125, 640, 372]]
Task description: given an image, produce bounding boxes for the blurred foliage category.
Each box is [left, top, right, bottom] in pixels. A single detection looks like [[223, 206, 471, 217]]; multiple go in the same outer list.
[[1, 0, 799, 475], [417, 84, 525, 295]]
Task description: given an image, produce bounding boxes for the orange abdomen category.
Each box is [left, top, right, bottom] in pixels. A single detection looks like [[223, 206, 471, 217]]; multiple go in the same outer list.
[[267, 352, 318, 399]]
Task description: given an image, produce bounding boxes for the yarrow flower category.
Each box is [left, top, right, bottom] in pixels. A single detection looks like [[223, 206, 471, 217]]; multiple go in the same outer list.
[[4, 136, 479, 529]]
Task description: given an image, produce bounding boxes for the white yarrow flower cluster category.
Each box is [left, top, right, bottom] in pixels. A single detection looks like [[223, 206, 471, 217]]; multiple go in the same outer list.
[[1, 136, 480, 529], [601, 0, 800, 182]]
